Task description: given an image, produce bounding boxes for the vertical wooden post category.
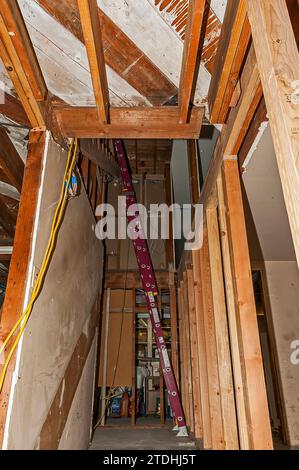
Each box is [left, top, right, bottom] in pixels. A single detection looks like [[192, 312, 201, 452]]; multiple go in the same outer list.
[[186, 268, 203, 441], [200, 227, 224, 449], [0, 131, 46, 448], [222, 158, 273, 449], [188, 140, 200, 204], [217, 173, 249, 449], [169, 271, 179, 384], [206, 200, 239, 449], [100, 289, 110, 426], [178, 283, 189, 426], [192, 249, 212, 449], [182, 271, 194, 434]]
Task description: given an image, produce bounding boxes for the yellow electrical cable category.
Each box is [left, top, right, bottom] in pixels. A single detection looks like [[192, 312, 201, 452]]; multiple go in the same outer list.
[[0, 138, 78, 393]]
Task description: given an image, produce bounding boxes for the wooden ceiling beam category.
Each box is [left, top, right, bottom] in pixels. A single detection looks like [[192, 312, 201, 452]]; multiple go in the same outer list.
[[36, 0, 177, 106], [178, 0, 205, 124], [0, 0, 47, 128], [53, 106, 204, 139], [78, 0, 109, 125], [0, 126, 24, 192], [208, 0, 251, 124]]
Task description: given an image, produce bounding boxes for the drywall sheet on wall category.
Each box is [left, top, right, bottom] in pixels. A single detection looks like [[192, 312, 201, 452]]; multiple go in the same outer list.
[[4, 135, 103, 449]]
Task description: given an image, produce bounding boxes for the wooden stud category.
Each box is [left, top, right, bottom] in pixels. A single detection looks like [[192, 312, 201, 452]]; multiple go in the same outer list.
[[182, 271, 194, 433], [208, 0, 251, 123], [131, 289, 136, 425], [178, 285, 188, 425], [222, 158, 273, 449], [246, 0, 299, 267], [191, 248, 212, 449], [206, 200, 239, 449], [78, 0, 109, 125], [188, 140, 200, 205], [178, 0, 205, 123], [200, 227, 224, 449], [186, 268, 203, 441], [216, 173, 249, 449]]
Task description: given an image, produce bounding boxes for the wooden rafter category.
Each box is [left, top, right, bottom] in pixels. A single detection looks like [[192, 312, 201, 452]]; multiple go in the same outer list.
[[80, 139, 120, 178], [0, 195, 16, 237], [0, 127, 24, 193], [53, 106, 204, 139], [246, 0, 299, 266], [78, 0, 109, 125], [0, 93, 30, 127], [0, 0, 47, 128], [36, 0, 177, 106], [178, 0, 205, 123], [208, 0, 251, 124]]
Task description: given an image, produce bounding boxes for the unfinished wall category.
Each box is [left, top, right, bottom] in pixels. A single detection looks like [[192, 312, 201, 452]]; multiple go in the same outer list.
[[243, 126, 299, 446], [3, 134, 103, 449]]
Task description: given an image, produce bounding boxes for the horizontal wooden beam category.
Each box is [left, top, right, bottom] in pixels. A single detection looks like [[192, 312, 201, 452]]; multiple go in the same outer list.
[[80, 139, 120, 178], [0, 0, 47, 127], [54, 106, 204, 139], [208, 0, 251, 124]]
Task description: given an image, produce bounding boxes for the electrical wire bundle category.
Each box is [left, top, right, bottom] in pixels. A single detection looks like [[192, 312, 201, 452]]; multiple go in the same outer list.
[[0, 138, 78, 393]]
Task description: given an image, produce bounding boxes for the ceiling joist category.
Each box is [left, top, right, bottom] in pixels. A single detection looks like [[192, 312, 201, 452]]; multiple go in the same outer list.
[[0, 0, 47, 128], [78, 0, 110, 125], [178, 0, 206, 124]]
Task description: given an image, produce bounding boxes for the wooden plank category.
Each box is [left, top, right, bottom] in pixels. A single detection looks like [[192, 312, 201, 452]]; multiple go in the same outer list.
[[191, 248, 212, 449], [131, 289, 136, 425], [37, 304, 98, 449], [78, 0, 109, 124], [80, 139, 120, 178], [36, 0, 177, 106], [0, 127, 24, 192], [178, 0, 205, 123], [54, 106, 204, 139], [0, 130, 45, 448], [208, 0, 251, 123], [164, 164, 174, 265], [186, 268, 203, 441], [206, 203, 238, 449], [0, 0, 46, 127], [216, 173, 249, 449], [177, 285, 188, 425], [0, 93, 30, 127], [222, 158, 273, 449], [246, 0, 299, 267], [182, 271, 194, 433], [200, 227, 224, 449], [224, 46, 263, 156]]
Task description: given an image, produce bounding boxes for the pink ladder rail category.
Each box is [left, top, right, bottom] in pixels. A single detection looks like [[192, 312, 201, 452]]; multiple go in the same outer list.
[[114, 139, 188, 436]]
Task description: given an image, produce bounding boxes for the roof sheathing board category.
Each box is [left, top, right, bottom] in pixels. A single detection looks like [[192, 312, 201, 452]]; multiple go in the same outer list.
[[98, 0, 216, 108], [16, 0, 151, 107]]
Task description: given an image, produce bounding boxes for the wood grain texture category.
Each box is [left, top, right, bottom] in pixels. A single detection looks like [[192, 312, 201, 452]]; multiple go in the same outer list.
[[0, 93, 30, 127], [178, 0, 205, 123], [36, 0, 177, 106], [0, 0, 46, 127], [246, 0, 299, 267], [54, 106, 204, 139], [78, 0, 109, 124], [222, 158, 273, 450], [208, 0, 251, 123]]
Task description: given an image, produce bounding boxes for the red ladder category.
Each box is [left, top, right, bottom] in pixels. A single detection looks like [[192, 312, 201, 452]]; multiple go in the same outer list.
[[114, 139, 187, 437]]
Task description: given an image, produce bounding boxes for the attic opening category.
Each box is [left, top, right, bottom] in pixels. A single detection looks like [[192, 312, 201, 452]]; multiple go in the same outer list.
[[0, 0, 299, 453]]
